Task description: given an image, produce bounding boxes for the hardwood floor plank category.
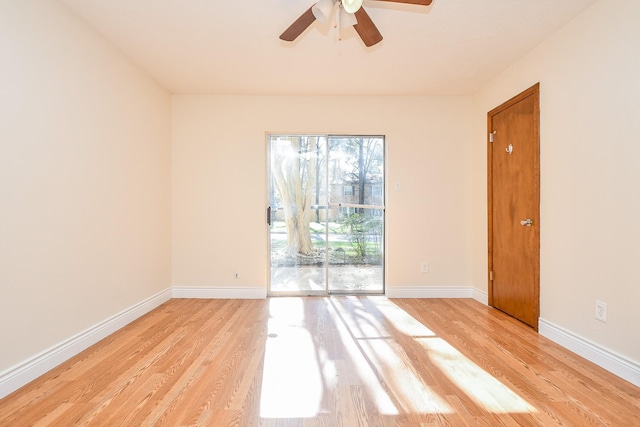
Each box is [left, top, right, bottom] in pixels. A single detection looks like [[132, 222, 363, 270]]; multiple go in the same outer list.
[[1, 297, 638, 426]]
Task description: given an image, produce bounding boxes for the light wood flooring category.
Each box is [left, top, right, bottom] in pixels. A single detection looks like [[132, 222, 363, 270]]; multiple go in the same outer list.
[[0, 297, 638, 426]]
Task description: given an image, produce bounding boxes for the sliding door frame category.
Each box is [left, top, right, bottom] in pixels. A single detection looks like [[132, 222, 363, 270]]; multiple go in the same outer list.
[[267, 133, 386, 297]]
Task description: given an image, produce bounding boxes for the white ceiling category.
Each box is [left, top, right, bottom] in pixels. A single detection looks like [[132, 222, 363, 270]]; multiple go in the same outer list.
[[59, 0, 598, 96]]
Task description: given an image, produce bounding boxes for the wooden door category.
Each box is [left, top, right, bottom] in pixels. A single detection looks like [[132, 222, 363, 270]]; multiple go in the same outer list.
[[488, 84, 540, 329]]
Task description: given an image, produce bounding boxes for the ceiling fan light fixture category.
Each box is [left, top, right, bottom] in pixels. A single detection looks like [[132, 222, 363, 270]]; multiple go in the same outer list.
[[339, 6, 358, 28], [341, 0, 363, 14], [312, 0, 335, 23]]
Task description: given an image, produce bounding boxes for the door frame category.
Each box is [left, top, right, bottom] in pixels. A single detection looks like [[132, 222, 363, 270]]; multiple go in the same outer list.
[[487, 83, 540, 329]]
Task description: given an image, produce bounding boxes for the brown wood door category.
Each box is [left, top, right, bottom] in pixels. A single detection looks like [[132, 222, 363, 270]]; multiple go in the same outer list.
[[488, 84, 540, 329]]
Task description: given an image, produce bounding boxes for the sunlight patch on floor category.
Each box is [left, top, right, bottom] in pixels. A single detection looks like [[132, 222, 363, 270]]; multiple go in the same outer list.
[[260, 299, 324, 418], [329, 300, 401, 416], [331, 297, 451, 415], [331, 296, 390, 339], [417, 337, 537, 414], [370, 297, 437, 338], [259, 297, 533, 420], [359, 337, 453, 414]]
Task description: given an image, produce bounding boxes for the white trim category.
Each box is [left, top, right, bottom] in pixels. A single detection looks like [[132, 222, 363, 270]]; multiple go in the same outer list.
[[539, 318, 640, 387], [0, 288, 172, 400], [386, 286, 473, 299], [472, 287, 489, 305], [172, 286, 267, 299], [329, 202, 385, 210]]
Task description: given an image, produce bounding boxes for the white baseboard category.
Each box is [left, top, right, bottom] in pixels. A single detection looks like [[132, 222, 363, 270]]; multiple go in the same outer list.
[[386, 286, 473, 299], [539, 318, 640, 387], [172, 286, 267, 299], [0, 288, 172, 400], [472, 288, 488, 305]]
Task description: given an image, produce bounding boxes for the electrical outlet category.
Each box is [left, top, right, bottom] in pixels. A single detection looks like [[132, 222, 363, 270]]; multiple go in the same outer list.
[[595, 300, 607, 322], [234, 271, 240, 280], [421, 262, 429, 273]]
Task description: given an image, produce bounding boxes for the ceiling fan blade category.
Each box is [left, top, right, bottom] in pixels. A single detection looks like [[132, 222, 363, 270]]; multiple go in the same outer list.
[[280, 7, 317, 42], [372, 0, 433, 5], [353, 8, 383, 47]]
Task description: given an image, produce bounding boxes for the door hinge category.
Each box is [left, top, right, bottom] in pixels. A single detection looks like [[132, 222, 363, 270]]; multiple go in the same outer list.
[[489, 271, 494, 281], [489, 131, 496, 143]]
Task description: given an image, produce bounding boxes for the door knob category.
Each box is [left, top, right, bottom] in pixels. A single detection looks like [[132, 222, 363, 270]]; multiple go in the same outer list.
[[520, 218, 533, 226]]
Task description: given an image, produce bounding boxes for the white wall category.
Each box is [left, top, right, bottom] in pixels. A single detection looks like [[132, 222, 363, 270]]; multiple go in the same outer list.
[[0, 0, 171, 373], [472, 0, 640, 364], [172, 96, 473, 295]]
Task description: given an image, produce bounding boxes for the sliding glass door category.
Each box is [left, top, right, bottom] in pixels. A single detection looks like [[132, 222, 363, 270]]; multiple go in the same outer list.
[[268, 135, 384, 295]]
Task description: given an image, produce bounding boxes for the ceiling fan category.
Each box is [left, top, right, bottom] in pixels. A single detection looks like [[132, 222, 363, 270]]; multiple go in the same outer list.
[[280, 0, 433, 47]]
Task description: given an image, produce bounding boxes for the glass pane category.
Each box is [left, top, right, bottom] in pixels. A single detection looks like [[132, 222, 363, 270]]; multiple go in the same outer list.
[[269, 135, 327, 294], [327, 136, 384, 293], [328, 136, 384, 207], [328, 208, 384, 292]]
